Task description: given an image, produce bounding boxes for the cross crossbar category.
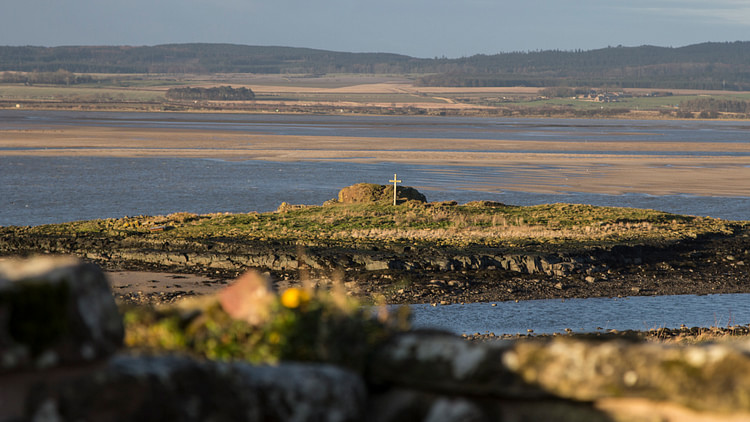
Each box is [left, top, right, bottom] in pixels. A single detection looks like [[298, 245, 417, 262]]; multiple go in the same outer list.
[[389, 173, 402, 206]]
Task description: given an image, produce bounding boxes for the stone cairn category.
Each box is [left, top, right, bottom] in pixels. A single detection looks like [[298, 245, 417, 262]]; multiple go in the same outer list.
[[3, 256, 750, 421]]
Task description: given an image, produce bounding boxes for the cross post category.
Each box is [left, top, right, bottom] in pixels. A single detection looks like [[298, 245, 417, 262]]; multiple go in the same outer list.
[[389, 173, 402, 206]]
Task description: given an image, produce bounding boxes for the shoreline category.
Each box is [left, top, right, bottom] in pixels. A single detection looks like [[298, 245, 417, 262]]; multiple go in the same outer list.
[[15, 213, 740, 307], [3, 101, 749, 122]]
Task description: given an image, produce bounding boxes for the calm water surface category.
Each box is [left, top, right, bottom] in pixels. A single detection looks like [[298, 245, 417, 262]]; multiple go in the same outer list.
[[409, 294, 750, 335], [3, 156, 750, 226]]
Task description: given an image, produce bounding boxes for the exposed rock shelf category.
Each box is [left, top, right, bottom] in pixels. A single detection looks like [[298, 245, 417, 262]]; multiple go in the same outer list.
[[2, 225, 750, 305]]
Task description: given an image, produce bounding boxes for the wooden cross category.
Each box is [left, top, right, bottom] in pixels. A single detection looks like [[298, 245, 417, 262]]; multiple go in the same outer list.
[[389, 173, 401, 206]]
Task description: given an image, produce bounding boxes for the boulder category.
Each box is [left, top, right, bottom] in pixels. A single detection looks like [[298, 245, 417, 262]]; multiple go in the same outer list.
[[370, 331, 750, 416], [337, 183, 427, 205], [368, 332, 544, 398], [508, 337, 750, 413], [0, 256, 123, 372]]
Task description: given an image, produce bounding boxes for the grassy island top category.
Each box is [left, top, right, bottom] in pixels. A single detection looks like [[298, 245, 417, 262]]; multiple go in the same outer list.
[[11, 200, 742, 253]]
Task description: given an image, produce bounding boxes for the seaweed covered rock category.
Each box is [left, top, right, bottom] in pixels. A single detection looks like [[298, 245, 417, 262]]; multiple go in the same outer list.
[[0, 256, 123, 372], [337, 183, 427, 205]]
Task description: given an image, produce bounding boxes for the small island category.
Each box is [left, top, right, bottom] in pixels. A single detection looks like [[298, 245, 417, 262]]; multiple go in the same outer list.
[[2, 183, 748, 306]]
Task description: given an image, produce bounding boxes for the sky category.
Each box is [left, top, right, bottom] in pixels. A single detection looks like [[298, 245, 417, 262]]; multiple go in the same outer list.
[[2, 0, 750, 58]]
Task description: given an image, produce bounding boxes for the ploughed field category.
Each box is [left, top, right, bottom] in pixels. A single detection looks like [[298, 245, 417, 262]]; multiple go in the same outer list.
[[2, 197, 749, 305]]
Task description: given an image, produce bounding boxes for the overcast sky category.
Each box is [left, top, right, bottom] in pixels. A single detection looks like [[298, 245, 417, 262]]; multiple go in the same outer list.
[[3, 0, 750, 58]]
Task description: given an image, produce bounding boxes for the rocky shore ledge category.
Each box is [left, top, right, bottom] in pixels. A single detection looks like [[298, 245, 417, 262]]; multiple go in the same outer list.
[[4, 228, 750, 306], [2, 184, 750, 305], [4, 256, 750, 422]]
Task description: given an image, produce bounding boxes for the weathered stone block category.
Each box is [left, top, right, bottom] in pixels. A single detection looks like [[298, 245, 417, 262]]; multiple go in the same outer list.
[[370, 331, 750, 415], [366, 260, 391, 271], [508, 338, 750, 413], [369, 388, 492, 422], [0, 256, 123, 372], [368, 332, 545, 398]]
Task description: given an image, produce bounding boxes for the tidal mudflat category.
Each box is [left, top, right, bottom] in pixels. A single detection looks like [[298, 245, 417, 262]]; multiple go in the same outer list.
[[3, 123, 750, 198]]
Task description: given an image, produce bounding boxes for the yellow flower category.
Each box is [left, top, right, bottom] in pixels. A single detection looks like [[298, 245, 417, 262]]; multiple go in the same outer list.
[[268, 332, 281, 344], [280, 288, 310, 309]]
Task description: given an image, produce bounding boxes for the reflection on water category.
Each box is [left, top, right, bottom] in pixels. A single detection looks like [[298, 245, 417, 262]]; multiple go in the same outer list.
[[409, 294, 750, 335]]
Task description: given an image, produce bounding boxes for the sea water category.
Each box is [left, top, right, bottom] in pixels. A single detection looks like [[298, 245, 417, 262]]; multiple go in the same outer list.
[[408, 293, 750, 335]]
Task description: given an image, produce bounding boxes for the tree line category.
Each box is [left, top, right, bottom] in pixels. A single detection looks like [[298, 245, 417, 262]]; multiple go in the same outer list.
[[0, 70, 95, 85], [165, 86, 255, 101], [679, 98, 750, 113], [415, 73, 750, 91], [2, 42, 750, 91]]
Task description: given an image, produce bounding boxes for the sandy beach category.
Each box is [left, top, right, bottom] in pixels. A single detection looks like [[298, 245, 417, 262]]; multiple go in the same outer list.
[[2, 126, 750, 197], [106, 270, 227, 296]]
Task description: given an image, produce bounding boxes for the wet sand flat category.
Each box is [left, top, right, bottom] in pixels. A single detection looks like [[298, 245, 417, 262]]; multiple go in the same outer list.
[[107, 270, 226, 295], [3, 126, 750, 197]]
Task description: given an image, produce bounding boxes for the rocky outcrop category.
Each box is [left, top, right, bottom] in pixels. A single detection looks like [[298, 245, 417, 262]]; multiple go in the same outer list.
[[5, 228, 750, 305], [371, 332, 750, 415], [0, 256, 123, 372], [0, 232, 629, 276], [337, 183, 427, 204]]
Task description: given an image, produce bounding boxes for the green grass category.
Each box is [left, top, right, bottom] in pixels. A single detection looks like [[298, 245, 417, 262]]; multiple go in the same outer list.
[[14, 202, 741, 252]]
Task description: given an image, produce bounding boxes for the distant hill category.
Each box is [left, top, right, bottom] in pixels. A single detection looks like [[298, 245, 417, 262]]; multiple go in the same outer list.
[[0, 44, 424, 74], [1, 42, 749, 90], [417, 42, 750, 90]]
